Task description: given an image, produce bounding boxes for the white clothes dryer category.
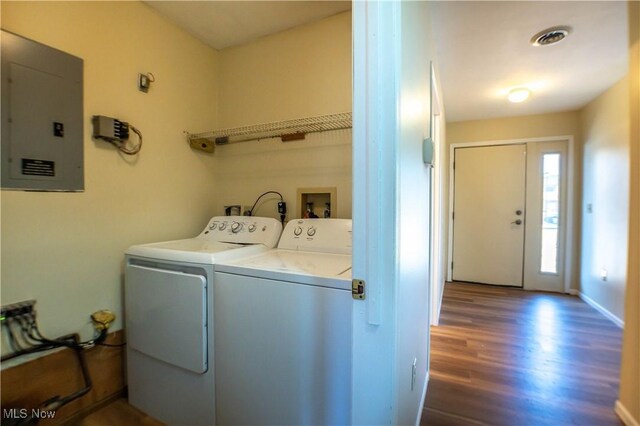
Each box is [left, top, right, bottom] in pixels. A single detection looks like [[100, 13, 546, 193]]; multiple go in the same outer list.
[[214, 218, 353, 426], [124, 216, 282, 425]]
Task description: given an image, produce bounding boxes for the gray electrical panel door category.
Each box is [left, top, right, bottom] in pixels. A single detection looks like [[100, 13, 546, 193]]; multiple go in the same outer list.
[[1, 30, 84, 191]]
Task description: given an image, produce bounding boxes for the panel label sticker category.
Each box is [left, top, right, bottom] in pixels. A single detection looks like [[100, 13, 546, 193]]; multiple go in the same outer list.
[[21, 158, 55, 177]]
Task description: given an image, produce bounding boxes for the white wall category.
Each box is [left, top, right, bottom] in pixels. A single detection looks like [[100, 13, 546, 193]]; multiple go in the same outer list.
[[1, 1, 220, 344], [579, 75, 630, 323], [396, 3, 439, 423], [352, 1, 438, 424], [212, 11, 352, 221]]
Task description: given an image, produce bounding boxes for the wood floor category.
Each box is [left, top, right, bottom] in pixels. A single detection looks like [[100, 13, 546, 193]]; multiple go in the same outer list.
[[73, 282, 623, 425], [69, 399, 163, 426], [422, 282, 623, 426]]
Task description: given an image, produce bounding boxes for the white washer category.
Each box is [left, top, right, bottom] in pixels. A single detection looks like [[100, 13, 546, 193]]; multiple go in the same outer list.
[[124, 216, 282, 425], [214, 218, 353, 426]]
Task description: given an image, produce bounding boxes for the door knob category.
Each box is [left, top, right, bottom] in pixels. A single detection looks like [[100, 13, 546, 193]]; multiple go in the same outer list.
[[512, 219, 523, 225], [515, 210, 523, 215]]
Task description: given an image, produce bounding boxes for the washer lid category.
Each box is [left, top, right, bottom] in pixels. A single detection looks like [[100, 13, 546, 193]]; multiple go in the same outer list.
[[136, 238, 239, 252], [126, 239, 269, 264], [215, 249, 352, 290]]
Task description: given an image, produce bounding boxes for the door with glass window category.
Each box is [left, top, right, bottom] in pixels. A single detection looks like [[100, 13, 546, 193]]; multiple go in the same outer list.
[[451, 140, 568, 292]]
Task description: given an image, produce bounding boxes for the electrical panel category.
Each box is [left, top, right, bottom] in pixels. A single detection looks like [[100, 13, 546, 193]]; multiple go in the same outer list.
[[1, 30, 84, 191]]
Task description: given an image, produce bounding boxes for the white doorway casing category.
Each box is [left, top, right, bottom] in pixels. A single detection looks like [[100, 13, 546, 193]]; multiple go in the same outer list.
[[430, 63, 447, 326], [352, 1, 439, 425], [447, 136, 575, 293]]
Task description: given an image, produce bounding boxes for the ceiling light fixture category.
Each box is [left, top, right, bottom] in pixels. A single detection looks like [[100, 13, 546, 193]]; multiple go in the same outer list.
[[508, 88, 531, 103], [531, 26, 571, 46]]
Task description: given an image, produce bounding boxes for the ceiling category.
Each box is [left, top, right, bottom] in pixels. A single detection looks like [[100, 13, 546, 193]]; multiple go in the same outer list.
[[144, 1, 628, 123], [143, 1, 351, 50], [431, 1, 628, 122]]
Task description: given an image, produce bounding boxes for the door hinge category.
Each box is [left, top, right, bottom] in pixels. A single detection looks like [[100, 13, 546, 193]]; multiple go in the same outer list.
[[352, 279, 365, 300], [451, 262, 454, 270], [452, 212, 455, 220]]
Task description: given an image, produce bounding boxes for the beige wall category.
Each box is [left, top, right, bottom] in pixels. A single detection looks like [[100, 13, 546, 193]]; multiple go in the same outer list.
[[212, 11, 352, 220], [445, 111, 582, 290], [1, 2, 220, 342], [579, 76, 630, 322], [618, 1, 639, 423], [218, 11, 351, 127], [447, 111, 580, 144]]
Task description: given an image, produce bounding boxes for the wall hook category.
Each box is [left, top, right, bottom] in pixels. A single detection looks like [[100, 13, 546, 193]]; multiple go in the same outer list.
[[138, 72, 155, 93]]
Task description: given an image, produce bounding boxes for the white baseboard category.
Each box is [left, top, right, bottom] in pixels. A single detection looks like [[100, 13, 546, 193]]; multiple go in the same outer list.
[[415, 372, 430, 426], [578, 291, 624, 328], [615, 400, 639, 426], [568, 289, 579, 296]]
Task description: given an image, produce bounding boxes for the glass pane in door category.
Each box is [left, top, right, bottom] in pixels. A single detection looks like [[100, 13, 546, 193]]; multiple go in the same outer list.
[[540, 153, 560, 274]]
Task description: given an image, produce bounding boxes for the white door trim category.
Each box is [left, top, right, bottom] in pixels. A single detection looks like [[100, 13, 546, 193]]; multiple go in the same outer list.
[[351, 1, 400, 424], [430, 62, 445, 325], [446, 135, 575, 293]]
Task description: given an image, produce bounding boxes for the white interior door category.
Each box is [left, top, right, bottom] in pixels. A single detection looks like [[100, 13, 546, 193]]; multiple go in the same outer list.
[[452, 144, 526, 286]]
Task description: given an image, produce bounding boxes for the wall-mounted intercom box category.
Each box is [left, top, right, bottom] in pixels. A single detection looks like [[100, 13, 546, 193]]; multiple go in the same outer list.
[[1, 30, 84, 191]]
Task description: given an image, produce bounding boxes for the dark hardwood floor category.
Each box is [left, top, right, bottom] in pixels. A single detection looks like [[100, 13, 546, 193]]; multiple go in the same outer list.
[[422, 282, 623, 426]]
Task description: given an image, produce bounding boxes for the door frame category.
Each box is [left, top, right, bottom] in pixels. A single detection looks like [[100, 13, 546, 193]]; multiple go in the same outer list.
[[430, 62, 445, 326], [446, 135, 575, 293]]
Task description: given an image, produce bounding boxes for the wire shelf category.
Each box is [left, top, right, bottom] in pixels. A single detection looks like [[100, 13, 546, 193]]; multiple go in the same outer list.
[[188, 112, 352, 149]]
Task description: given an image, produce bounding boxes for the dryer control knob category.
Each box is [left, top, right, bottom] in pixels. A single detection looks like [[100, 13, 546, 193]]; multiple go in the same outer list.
[[219, 222, 227, 231], [248, 224, 256, 232], [209, 223, 217, 230], [307, 227, 316, 236], [231, 222, 243, 233], [294, 226, 303, 236]]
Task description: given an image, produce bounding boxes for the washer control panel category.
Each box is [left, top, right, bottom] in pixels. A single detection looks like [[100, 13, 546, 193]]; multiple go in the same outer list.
[[279, 219, 352, 254], [197, 216, 282, 247]]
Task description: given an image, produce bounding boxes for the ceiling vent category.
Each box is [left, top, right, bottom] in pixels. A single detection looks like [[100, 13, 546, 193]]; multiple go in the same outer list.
[[531, 26, 571, 46]]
